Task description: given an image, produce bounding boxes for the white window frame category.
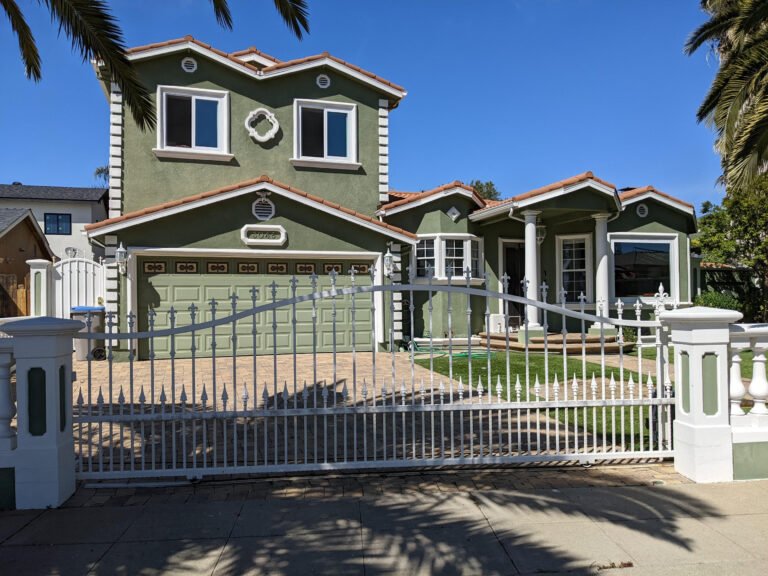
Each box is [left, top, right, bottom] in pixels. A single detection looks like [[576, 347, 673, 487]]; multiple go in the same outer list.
[[154, 85, 232, 161], [414, 238, 436, 278], [608, 232, 679, 304], [291, 98, 360, 170], [410, 233, 484, 284], [555, 234, 594, 304]]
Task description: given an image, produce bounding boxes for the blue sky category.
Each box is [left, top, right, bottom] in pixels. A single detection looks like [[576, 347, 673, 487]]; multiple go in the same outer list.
[[0, 1, 721, 206]]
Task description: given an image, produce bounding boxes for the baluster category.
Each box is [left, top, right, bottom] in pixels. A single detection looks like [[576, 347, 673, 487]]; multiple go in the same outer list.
[[750, 345, 768, 414], [231, 292, 239, 468]]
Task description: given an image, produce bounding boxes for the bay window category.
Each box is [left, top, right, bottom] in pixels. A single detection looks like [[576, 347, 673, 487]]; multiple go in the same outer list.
[[412, 235, 483, 281]]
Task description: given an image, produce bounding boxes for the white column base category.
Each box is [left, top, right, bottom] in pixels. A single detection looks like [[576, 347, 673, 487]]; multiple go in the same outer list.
[[674, 420, 733, 483]]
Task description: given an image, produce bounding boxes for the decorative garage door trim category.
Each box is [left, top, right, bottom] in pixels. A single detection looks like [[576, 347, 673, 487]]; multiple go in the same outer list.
[[127, 248, 386, 352]]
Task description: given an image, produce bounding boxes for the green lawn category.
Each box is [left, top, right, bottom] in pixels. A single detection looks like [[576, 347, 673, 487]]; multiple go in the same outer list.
[[415, 351, 666, 444]]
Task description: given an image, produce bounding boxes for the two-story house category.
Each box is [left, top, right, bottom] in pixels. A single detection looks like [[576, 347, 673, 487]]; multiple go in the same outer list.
[[83, 37, 696, 358], [0, 183, 107, 259]]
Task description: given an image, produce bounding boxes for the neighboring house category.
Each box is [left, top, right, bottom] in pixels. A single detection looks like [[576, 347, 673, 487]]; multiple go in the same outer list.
[[82, 36, 696, 357], [0, 208, 55, 317], [0, 183, 107, 260]]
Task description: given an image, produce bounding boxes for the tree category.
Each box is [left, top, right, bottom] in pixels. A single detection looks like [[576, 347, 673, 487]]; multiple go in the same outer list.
[[686, 0, 768, 189], [2, 1, 309, 131], [695, 176, 768, 321], [468, 180, 501, 201], [93, 164, 109, 186]]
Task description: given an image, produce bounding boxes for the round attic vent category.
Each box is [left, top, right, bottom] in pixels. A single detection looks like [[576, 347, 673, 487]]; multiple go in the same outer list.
[[181, 57, 198, 73], [316, 74, 331, 89], [252, 195, 276, 221], [636, 203, 649, 218]]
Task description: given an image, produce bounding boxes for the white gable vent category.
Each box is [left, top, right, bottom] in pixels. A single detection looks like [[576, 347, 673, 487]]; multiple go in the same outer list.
[[181, 57, 198, 73], [636, 203, 649, 218], [316, 74, 331, 89], [252, 194, 276, 221]]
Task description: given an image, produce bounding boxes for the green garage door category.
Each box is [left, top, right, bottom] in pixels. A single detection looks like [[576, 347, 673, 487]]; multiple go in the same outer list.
[[137, 257, 374, 359]]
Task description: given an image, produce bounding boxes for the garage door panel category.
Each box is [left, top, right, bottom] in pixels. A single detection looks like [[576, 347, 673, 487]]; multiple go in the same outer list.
[[138, 258, 374, 359]]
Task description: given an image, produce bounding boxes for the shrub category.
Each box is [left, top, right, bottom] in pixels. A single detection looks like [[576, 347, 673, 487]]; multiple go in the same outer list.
[[694, 290, 742, 312]]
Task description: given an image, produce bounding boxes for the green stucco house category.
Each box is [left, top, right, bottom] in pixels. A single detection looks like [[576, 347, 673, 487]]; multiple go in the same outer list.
[[84, 36, 697, 357]]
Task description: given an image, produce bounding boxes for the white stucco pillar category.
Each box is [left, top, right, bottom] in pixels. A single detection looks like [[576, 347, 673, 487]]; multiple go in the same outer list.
[[523, 210, 541, 328], [592, 213, 610, 323]]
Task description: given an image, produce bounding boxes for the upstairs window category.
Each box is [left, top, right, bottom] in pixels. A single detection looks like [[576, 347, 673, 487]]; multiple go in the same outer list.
[[44, 213, 71, 235], [293, 99, 358, 168], [155, 86, 230, 160]]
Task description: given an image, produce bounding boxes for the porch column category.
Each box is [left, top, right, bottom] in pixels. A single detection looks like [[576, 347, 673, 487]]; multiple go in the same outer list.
[[592, 213, 610, 319], [523, 210, 541, 328]]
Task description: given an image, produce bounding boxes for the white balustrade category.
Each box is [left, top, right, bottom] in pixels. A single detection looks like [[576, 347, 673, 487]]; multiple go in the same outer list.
[[729, 324, 768, 417]]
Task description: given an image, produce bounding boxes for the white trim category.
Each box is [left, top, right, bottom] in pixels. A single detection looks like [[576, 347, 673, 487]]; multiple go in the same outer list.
[[293, 98, 358, 165], [410, 233, 484, 282], [127, 44, 406, 99], [555, 233, 594, 303], [152, 149, 234, 162], [496, 237, 524, 313], [240, 224, 287, 246], [377, 187, 483, 216], [288, 158, 362, 170], [620, 191, 695, 216], [235, 52, 279, 68], [86, 181, 416, 244], [155, 85, 230, 157], [469, 179, 619, 222], [607, 232, 680, 304]]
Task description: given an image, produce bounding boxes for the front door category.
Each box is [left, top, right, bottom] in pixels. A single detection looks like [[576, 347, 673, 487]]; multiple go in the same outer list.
[[504, 244, 525, 328]]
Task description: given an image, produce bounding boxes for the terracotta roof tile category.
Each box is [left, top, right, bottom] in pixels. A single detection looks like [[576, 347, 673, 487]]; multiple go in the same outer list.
[[379, 181, 483, 212], [387, 191, 418, 200], [619, 185, 694, 209], [229, 46, 281, 63], [126, 36, 264, 73], [263, 53, 406, 93], [85, 176, 416, 240], [473, 171, 617, 214]]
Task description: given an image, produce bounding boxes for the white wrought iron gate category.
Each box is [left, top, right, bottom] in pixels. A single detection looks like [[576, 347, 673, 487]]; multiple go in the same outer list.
[[52, 257, 105, 318], [72, 269, 675, 480]]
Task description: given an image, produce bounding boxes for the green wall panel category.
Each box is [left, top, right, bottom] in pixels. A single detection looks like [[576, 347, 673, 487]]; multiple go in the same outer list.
[[28, 367, 46, 436], [733, 442, 768, 480], [681, 352, 690, 414], [702, 353, 719, 416]]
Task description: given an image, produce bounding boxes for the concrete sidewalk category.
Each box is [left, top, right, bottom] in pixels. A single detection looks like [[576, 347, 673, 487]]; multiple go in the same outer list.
[[1, 466, 766, 575]]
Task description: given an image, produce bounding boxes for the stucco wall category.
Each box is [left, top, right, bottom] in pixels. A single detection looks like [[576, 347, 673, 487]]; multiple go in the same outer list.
[[122, 54, 385, 216]]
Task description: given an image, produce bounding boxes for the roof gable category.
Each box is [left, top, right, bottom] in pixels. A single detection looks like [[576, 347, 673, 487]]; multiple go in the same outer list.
[[0, 208, 55, 258], [377, 181, 485, 216], [619, 186, 695, 214], [469, 171, 619, 221], [123, 36, 406, 100], [85, 176, 416, 243]]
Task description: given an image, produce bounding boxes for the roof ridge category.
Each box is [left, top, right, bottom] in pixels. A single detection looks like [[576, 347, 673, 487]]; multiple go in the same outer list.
[[378, 180, 481, 212]]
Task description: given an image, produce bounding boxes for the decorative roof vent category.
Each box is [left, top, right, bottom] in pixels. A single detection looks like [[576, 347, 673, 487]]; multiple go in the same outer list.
[[252, 193, 276, 221], [181, 57, 198, 73], [446, 206, 461, 222], [636, 203, 649, 218], [316, 74, 331, 89]]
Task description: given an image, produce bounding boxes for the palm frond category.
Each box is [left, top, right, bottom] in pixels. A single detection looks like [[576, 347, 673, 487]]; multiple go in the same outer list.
[[272, 0, 310, 39], [209, 0, 233, 29], [41, 0, 155, 130], [1, 0, 42, 80], [685, 7, 740, 55]]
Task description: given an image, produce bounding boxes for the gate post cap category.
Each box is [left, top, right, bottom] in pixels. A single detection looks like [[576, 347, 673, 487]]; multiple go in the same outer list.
[[659, 306, 742, 325], [1, 316, 84, 337]]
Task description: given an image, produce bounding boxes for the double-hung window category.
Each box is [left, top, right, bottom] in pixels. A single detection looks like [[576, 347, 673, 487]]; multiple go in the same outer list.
[[293, 99, 358, 168], [155, 86, 230, 160], [44, 213, 71, 235], [412, 235, 483, 281], [557, 235, 592, 303], [415, 239, 435, 277]]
